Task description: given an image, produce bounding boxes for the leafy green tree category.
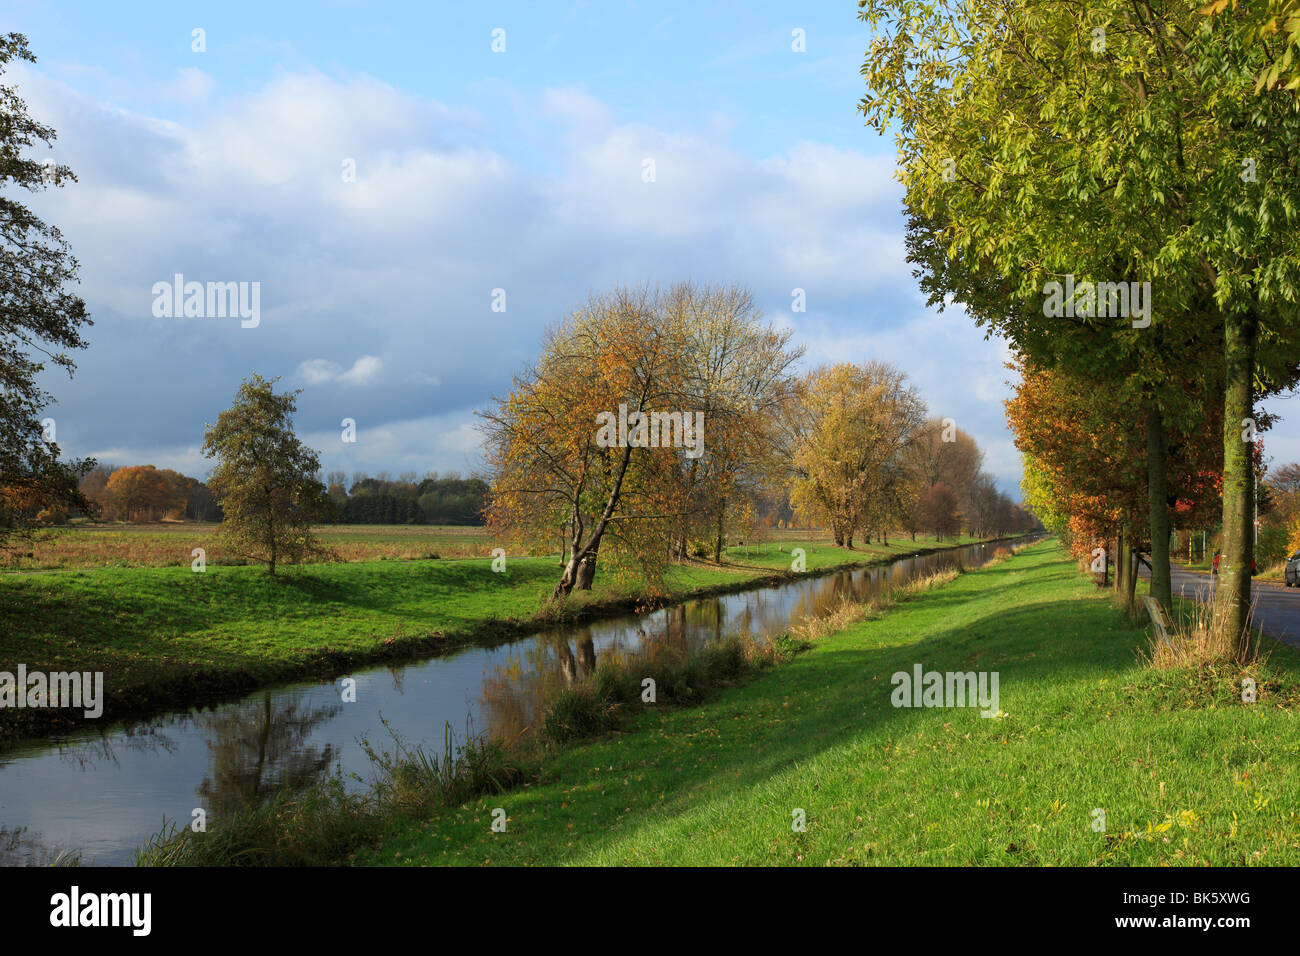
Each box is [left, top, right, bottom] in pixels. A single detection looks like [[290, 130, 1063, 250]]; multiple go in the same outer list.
[[0, 34, 93, 545], [202, 375, 333, 574]]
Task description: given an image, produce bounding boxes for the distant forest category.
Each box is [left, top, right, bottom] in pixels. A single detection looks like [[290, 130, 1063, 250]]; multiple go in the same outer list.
[[72, 465, 487, 525], [326, 472, 487, 525]]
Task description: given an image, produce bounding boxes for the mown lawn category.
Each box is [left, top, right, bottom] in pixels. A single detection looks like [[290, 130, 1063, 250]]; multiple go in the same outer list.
[[722, 533, 990, 571], [364, 541, 1300, 866]]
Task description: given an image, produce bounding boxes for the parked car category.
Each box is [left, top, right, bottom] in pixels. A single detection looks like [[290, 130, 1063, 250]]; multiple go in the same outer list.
[[1286, 550, 1300, 587]]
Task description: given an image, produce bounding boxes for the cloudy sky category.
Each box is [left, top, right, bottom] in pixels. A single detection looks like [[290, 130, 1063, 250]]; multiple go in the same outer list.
[[14, 0, 1282, 494]]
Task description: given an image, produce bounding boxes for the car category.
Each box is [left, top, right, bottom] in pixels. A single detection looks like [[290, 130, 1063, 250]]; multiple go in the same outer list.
[[1286, 550, 1300, 587]]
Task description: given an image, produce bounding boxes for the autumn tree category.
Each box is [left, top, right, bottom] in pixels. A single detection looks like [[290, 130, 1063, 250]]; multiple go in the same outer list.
[[0, 34, 93, 547], [904, 418, 983, 504], [664, 284, 802, 561], [103, 465, 190, 521], [916, 483, 960, 540], [202, 375, 333, 574], [1007, 357, 1222, 610], [787, 362, 927, 547]]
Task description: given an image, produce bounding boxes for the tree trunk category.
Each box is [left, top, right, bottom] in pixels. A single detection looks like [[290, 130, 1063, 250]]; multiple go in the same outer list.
[[1114, 532, 1125, 594], [576, 544, 598, 590], [713, 506, 724, 563], [1213, 308, 1258, 654], [1126, 544, 1139, 612], [1145, 402, 1172, 609]]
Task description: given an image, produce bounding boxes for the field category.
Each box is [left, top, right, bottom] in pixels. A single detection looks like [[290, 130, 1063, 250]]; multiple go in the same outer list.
[[359, 541, 1300, 866], [0, 522, 986, 572], [0, 523, 493, 569]]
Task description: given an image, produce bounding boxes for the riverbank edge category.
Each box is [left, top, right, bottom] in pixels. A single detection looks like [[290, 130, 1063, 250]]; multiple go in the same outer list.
[[0, 535, 1027, 748]]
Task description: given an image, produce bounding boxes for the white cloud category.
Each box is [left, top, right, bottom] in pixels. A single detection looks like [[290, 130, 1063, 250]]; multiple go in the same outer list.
[[163, 67, 214, 102], [297, 356, 383, 386], [338, 356, 383, 386], [298, 359, 342, 385]]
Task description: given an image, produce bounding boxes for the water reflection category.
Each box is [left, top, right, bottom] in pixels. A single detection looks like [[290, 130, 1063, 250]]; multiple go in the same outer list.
[[196, 694, 341, 820], [0, 536, 1037, 865]]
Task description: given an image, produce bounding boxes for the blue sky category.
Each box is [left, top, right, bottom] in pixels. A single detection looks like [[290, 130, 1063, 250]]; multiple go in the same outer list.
[[8, 0, 1231, 495]]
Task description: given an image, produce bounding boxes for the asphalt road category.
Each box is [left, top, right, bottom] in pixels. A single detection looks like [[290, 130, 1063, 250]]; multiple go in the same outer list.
[[1140, 564, 1300, 651]]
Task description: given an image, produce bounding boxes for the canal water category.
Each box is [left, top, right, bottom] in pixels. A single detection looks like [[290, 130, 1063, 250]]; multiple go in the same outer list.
[[0, 537, 1035, 865]]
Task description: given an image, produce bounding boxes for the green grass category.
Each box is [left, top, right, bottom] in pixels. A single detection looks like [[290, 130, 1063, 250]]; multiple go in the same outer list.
[[720, 533, 989, 571], [0, 536, 975, 741], [360, 541, 1300, 866]]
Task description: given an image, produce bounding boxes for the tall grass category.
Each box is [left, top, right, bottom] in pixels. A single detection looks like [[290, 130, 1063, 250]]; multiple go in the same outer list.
[[1144, 583, 1262, 668], [135, 719, 531, 866], [541, 633, 802, 743], [358, 717, 530, 817], [791, 568, 961, 641]]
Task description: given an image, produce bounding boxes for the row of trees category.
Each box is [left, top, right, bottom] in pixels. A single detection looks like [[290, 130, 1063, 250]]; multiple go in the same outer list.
[[324, 472, 487, 525], [785, 363, 1032, 544], [63, 466, 489, 527], [75, 465, 221, 523], [859, 0, 1300, 657], [482, 282, 1039, 598]]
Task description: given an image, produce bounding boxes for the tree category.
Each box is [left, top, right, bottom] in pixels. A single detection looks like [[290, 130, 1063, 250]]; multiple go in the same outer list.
[[202, 375, 333, 574], [904, 418, 983, 504], [483, 283, 798, 597], [787, 362, 928, 547], [102, 465, 190, 521], [0, 34, 94, 547], [916, 483, 961, 540], [1007, 356, 1222, 609], [483, 285, 691, 597]]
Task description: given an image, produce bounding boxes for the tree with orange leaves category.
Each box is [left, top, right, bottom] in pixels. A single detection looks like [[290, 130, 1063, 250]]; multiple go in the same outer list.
[[1006, 356, 1222, 610], [481, 283, 800, 598]]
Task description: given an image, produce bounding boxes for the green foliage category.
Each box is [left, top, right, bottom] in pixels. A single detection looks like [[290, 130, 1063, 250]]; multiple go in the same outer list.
[[0, 33, 94, 547], [543, 688, 615, 742], [134, 778, 380, 867], [202, 374, 334, 574], [1256, 520, 1290, 564], [542, 635, 764, 743]]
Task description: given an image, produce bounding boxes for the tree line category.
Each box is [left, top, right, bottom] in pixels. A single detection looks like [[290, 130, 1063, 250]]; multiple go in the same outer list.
[[324, 472, 487, 525], [51, 465, 490, 527], [859, 0, 1300, 659], [482, 282, 1039, 598]]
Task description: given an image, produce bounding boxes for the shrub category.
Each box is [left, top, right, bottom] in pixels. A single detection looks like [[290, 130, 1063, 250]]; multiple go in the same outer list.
[[543, 688, 614, 742]]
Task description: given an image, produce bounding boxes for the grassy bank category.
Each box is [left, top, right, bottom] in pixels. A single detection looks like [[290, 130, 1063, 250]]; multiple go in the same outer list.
[[352, 541, 1300, 866], [0, 533, 987, 743]]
